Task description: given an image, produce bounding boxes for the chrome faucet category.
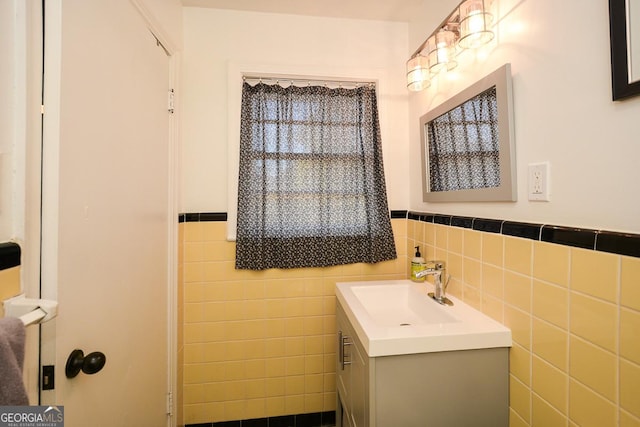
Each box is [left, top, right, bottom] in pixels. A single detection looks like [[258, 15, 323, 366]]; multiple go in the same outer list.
[[415, 261, 452, 305]]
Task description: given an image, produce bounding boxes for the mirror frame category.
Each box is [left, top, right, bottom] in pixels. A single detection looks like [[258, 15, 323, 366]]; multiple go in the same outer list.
[[609, 0, 640, 100], [420, 63, 516, 203]]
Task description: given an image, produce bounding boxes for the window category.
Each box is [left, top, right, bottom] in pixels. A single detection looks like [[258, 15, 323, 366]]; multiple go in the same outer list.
[[235, 82, 396, 270]]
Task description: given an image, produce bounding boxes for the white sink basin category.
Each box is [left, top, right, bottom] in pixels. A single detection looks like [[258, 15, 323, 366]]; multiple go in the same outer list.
[[336, 280, 512, 357], [350, 283, 457, 326]]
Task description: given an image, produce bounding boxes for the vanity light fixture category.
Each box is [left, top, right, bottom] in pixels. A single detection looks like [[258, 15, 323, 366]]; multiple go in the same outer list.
[[406, 54, 431, 91], [458, 0, 494, 49], [406, 0, 495, 91], [427, 28, 458, 74]]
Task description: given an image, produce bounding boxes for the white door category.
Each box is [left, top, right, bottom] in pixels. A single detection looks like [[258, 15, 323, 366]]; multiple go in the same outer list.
[[40, 1, 174, 425]]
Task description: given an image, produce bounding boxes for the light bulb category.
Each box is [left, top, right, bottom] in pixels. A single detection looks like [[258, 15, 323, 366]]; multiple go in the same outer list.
[[458, 0, 494, 50], [406, 55, 430, 91]]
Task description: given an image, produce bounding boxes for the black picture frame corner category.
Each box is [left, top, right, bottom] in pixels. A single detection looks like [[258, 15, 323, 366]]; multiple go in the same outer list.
[[609, 0, 640, 101]]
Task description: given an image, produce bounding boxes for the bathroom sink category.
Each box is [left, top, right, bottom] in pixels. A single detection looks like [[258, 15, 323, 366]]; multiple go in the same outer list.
[[350, 283, 457, 326], [336, 280, 512, 357]]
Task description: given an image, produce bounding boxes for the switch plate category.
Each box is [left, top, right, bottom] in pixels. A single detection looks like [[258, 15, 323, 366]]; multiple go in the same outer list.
[[42, 365, 55, 390], [528, 162, 550, 201]]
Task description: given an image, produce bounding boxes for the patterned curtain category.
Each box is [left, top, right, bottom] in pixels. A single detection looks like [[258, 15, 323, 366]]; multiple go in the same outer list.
[[427, 86, 500, 192], [235, 82, 397, 270]]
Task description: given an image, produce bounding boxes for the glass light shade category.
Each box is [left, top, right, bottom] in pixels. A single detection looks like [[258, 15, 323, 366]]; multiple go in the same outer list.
[[458, 0, 494, 50], [406, 55, 430, 91], [427, 29, 458, 74]]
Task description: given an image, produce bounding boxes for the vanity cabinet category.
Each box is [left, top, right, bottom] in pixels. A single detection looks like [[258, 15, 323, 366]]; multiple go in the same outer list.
[[336, 301, 509, 427], [337, 303, 369, 427]]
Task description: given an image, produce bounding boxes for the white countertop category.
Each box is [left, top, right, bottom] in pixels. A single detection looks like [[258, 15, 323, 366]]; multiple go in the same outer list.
[[336, 279, 512, 357]]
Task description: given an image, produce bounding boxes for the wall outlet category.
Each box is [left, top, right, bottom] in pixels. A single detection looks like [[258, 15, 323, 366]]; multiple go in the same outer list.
[[528, 162, 550, 201]]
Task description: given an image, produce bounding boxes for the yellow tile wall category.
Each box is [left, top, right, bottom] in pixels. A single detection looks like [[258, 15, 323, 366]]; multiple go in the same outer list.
[[180, 218, 640, 425], [0, 266, 22, 318], [180, 219, 407, 425], [408, 219, 640, 427], [177, 224, 185, 427]]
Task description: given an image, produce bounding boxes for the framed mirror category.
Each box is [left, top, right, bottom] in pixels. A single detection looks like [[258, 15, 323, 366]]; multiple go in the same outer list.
[[609, 0, 640, 100], [420, 63, 516, 202]]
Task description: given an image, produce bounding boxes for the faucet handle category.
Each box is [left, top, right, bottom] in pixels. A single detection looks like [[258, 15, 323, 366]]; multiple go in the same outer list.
[[428, 260, 446, 270]]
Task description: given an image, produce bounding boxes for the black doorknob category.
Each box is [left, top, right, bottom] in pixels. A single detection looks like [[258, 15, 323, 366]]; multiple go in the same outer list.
[[65, 349, 106, 378]]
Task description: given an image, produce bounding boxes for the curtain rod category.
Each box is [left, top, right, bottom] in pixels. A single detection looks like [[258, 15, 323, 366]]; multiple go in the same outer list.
[[243, 75, 376, 88]]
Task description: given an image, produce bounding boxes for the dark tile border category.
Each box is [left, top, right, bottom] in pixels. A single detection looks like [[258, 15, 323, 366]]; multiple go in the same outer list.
[[472, 218, 503, 234], [320, 411, 336, 426], [597, 231, 640, 258], [502, 221, 542, 241], [406, 211, 640, 259], [0, 242, 21, 271], [267, 415, 295, 427], [407, 212, 421, 221], [295, 413, 321, 426], [242, 418, 268, 427], [390, 210, 408, 219], [433, 215, 451, 225], [188, 411, 336, 427], [178, 210, 640, 259], [541, 225, 596, 250], [180, 211, 406, 223], [180, 212, 227, 223], [450, 216, 474, 229], [421, 214, 435, 223]]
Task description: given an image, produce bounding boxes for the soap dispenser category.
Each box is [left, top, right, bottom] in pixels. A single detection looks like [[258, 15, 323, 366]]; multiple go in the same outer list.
[[411, 246, 426, 282]]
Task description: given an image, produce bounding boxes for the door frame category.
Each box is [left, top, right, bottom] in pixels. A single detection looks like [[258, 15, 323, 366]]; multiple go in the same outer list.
[[38, 1, 180, 424], [10, 0, 45, 405]]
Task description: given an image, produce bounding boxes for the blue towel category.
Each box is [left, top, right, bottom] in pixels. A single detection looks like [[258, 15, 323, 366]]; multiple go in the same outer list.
[[0, 317, 29, 405]]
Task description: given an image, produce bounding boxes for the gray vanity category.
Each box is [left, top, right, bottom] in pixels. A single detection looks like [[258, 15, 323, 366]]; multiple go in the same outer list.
[[335, 280, 512, 427]]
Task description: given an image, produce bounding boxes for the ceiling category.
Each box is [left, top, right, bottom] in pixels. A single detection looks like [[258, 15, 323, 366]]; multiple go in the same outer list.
[[181, 0, 424, 22]]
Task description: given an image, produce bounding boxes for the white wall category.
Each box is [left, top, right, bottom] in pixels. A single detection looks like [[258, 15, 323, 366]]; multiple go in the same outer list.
[[0, 1, 42, 248], [138, 0, 183, 50], [0, 0, 182, 244], [0, 1, 18, 241], [181, 8, 410, 213], [408, 0, 640, 234]]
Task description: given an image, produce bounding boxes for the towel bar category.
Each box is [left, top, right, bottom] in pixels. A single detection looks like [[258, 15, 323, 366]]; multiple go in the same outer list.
[[3, 294, 58, 326], [19, 308, 48, 326]]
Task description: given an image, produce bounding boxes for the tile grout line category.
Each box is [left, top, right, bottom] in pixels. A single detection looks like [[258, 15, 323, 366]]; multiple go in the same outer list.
[[616, 254, 622, 425]]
